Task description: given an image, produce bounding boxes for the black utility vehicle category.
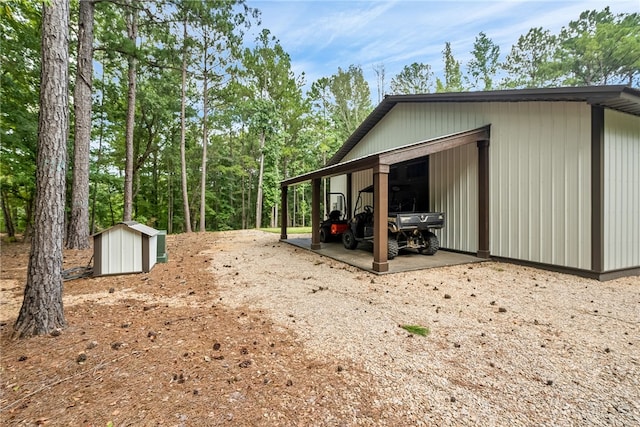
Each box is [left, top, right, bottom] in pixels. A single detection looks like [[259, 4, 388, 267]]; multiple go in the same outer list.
[[342, 185, 445, 259]]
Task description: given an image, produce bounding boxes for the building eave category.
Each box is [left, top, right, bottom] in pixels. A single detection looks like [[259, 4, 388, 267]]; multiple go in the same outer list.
[[327, 85, 640, 166], [282, 126, 490, 187]]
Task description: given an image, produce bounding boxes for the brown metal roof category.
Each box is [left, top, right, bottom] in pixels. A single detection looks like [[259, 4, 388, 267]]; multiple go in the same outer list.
[[328, 85, 640, 166], [281, 126, 490, 187]]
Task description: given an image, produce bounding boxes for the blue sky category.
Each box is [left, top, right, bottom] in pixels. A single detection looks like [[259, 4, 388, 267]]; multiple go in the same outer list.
[[246, 0, 639, 97]]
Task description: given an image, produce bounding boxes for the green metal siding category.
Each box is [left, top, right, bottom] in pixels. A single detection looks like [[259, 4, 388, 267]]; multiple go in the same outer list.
[[430, 143, 478, 252], [337, 101, 593, 269], [604, 110, 640, 270]]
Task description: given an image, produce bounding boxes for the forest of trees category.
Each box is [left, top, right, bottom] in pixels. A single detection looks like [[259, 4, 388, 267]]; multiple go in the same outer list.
[[1, 0, 638, 337], [2, 2, 639, 240]]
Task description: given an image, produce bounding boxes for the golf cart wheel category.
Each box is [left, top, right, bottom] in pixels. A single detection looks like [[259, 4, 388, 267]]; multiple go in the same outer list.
[[342, 229, 358, 250], [319, 227, 329, 243], [388, 237, 399, 260], [421, 231, 439, 255]]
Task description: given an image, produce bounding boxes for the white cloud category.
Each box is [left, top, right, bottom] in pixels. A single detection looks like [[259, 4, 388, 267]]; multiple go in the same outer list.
[[248, 0, 640, 97]]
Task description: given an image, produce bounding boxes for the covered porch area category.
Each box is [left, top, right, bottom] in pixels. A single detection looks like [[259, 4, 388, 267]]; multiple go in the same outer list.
[[284, 234, 485, 273], [279, 126, 491, 273]]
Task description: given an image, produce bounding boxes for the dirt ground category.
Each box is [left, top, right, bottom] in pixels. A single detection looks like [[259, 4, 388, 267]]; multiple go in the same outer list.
[[1, 231, 638, 426], [0, 232, 390, 426]]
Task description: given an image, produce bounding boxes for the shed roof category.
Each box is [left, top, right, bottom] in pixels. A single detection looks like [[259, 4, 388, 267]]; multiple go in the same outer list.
[[328, 85, 640, 166], [94, 221, 159, 237]]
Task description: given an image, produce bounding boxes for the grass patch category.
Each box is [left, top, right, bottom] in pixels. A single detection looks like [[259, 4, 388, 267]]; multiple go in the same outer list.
[[260, 227, 312, 234], [401, 324, 430, 336]]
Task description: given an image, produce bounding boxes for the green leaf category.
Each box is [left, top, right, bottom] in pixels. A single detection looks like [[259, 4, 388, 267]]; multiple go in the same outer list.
[[401, 324, 430, 336]]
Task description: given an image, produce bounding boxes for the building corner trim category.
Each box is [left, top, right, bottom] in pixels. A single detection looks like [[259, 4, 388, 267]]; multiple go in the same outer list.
[[591, 106, 605, 272]]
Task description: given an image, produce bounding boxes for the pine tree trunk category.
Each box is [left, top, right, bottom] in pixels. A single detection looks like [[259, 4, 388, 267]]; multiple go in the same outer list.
[[14, 0, 69, 338], [123, 0, 137, 222], [199, 35, 209, 232], [90, 60, 107, 235], [322, 152, 327, 217], [241, 178, 246, 229], [152, 149, 159, 228], [271, 205, 277, 228], [247, 173, 252, 228], [301, 189, 305, 227], [67, 0, 94, 249], [1, 189, 15, 238], [23, 197, 34, 242], [292, 186, 296, 227], [255, 130, 265, 229], [179, 19, 192, 233], [167, 172, 173, 234]]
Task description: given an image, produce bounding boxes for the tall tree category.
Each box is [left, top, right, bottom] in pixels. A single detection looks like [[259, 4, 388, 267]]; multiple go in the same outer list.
[[435, 42, 464, 93], [247, 35, 276, 229], [307, 77, 336, 215], [307, 77, 341, 159], [272, 74, 307, 227], [191, 0, 255, 231], [372, 62, 386, 103], [327, 65, 373, 143], [178, 17, 192, 232], [239, 30, 300, 228], [14, 0, 69, 337], [67, 0, 95, 249], [615, 12, 640, 85], [500, 27, 558, 88], [305, 67, 375, 221], [0, 1, 41, 239], [253, 101, 273, 229], [389, 62, 434, 94], [122, 0, 138, 222], [199, 30, 209, 232], [467, 32, 500, 90], [556, 7, 640, 86]]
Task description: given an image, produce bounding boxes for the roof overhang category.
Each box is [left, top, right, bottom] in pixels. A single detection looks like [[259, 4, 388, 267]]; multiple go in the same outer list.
[[281, 126, 490, 187], [93, 221, 159, 237], [328, 85, 640, 166]]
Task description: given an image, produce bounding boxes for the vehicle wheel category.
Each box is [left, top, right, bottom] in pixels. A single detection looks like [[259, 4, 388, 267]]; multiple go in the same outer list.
[[342, 229, 358, 250], [421, 231, 439, 255], [319, 227, 329, 243], [387, 237, 399, 259], [395, 232, 408, 251]]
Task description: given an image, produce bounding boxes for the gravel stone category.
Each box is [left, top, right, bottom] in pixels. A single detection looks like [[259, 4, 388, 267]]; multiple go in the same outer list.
[[211, 230, 640, 426]]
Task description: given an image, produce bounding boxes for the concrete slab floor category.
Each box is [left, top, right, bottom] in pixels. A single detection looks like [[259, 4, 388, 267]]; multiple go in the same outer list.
[[282, 234, 485, 274]]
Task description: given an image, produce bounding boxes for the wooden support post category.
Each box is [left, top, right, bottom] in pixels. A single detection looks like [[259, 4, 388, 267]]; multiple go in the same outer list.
[[346, 173, 353, 219], [477, 140, 490, 258], [372, 164, 389, 272], [280, 185, 288, 240], [311, 178, 321, 250]]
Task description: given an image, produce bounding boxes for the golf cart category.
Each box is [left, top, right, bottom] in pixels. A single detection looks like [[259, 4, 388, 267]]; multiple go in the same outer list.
[[319, 192, 349, 242]]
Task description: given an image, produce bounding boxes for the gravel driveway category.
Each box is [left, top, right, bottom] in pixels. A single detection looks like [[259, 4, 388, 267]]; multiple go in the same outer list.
[[211, 230, 640, 426]]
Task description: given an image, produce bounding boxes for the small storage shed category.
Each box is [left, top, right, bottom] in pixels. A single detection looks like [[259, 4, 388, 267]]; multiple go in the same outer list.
[[93, 221, 159, 276]]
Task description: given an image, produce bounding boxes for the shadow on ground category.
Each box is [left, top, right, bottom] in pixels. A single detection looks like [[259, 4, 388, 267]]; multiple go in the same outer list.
[[283, 234, 484, 274]]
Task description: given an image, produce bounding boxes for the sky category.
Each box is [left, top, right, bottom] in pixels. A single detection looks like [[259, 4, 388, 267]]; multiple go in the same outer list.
[[245, 0, 639, 98]]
